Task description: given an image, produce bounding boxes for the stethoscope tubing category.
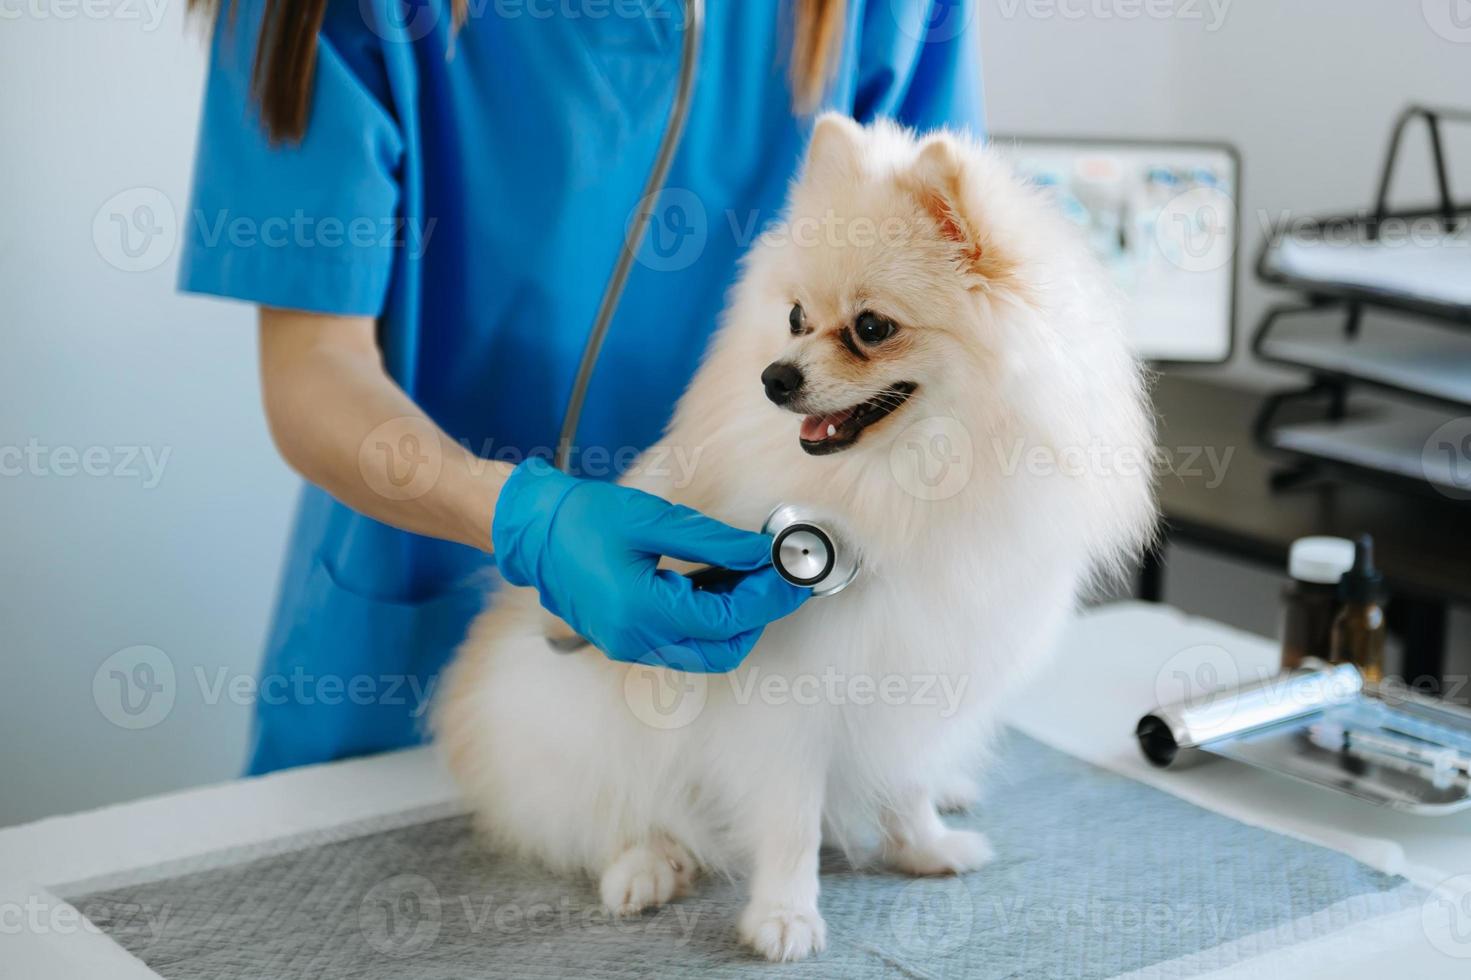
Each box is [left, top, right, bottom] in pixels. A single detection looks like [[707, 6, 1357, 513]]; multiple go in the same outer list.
[[553, 0, 706, 471]]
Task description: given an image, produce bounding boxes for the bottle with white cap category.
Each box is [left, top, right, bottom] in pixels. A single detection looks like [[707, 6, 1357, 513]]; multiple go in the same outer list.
[[1280, 535, 1356, 671]]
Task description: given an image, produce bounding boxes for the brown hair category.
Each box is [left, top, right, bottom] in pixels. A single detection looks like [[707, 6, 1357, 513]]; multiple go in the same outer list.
[[789, 0, 845, 114], [189, 0, 845, 143]]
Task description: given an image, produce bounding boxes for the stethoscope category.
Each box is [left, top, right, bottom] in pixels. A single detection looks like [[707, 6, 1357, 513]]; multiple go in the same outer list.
[[683, 504, 861, 599], [545, 0, 858, 653]]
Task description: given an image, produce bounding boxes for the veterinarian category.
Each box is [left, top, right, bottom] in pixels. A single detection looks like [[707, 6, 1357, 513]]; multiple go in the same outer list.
[[182, 0, 986, 774]]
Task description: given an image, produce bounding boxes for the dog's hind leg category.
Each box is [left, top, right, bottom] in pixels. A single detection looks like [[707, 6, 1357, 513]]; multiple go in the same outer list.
[[599, 833, 697, 916], [881, 789, 995, 876]]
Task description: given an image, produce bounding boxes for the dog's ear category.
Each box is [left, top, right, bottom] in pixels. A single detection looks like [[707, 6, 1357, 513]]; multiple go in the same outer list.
[[905, 134, 1007, 290], [803, 112, 866, 184]]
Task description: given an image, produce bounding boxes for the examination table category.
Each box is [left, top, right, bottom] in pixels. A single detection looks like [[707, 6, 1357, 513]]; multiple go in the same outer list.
[[3, 603, 1468, 978]]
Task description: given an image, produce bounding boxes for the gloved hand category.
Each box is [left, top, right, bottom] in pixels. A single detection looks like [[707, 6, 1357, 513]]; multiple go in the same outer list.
[[492, 458, 809, 672]]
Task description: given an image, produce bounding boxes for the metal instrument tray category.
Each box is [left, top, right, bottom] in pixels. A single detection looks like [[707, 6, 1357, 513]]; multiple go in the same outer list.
[[1137, 661, 1471, 815]]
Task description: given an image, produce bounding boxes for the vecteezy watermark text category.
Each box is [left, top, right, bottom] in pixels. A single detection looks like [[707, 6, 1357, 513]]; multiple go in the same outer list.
[[93, 645, 440, 730], [623, 664, 972, 730], [0, 897, 170, 941], [0, 0, 168, 31], [992, 439, 1235, 489], [93, 188, 440, 273], [356, 418, 708, 502], [192, 210, 438, 260], [357, 873, 702, 959], [994, 0, 1231, 31], [1, 439, 170, 488]]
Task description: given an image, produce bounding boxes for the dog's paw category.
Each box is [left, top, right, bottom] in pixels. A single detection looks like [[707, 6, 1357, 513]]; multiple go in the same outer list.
[[935, 774, 982, 813], [739, 900, 827, 962], [599, 838, 695, 916], [888, 829, 995, 877]]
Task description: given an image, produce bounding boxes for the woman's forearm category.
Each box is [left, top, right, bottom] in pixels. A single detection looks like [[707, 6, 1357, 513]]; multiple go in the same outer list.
[[258, 307, 511, 552]]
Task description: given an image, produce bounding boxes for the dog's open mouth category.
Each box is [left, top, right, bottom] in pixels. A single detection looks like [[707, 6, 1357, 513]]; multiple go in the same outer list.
[[798, 382, 917, 455]]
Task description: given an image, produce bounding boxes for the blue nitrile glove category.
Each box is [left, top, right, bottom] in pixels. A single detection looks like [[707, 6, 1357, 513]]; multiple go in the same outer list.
[[492, 458, 809, 672]]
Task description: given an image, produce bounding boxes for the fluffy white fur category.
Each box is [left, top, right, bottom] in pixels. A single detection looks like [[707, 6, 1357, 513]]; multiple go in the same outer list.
[[435, 115, 1157, 962]]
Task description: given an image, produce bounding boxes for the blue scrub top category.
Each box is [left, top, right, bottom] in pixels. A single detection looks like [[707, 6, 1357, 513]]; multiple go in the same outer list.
[[183, 0, 985, 774]]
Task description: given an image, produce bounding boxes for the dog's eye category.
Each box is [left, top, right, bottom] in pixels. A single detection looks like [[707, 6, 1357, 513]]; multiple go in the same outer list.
[[789, 303, 805, 336], [854, 310, 896, 345]]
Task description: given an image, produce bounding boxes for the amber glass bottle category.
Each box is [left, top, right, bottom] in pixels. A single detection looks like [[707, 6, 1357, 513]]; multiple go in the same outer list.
[[1330, 535, 1387, 686]]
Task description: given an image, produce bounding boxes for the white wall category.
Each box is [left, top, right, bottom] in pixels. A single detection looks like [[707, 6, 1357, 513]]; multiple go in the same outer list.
[[2, 1, 1466, 827], [977, 0, 1471, 375], [1, 6, 298, 826]]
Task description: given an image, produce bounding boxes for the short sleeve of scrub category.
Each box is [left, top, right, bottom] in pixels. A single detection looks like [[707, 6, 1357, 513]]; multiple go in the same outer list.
[[179, 0, 406, 316]]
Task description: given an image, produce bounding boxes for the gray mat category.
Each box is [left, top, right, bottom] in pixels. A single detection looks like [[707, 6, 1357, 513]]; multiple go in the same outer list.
[[65, 734, 1423, 979]]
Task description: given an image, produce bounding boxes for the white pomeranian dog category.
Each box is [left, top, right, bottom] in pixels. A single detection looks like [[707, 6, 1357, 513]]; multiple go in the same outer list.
[[435, 114, 1156, 962]]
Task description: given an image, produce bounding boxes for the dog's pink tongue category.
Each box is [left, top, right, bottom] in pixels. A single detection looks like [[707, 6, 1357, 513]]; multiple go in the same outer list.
[[800, 408, 852, 442]]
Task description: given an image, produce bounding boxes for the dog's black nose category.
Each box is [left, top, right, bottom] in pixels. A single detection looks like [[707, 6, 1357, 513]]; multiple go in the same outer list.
[[762, 362, 805, 406]]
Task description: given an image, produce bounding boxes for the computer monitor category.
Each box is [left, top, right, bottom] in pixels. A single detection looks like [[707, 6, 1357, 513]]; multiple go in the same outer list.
[[992, 136, 1240, 364]]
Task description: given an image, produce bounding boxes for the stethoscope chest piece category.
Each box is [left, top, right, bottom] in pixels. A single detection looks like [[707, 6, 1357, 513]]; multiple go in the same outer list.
[[762, 504, 860, 597], [548, 500, 860, 651]]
